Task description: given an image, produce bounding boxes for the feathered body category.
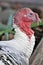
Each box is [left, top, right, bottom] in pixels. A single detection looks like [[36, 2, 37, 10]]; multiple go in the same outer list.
[[0, 8, 40, 65]]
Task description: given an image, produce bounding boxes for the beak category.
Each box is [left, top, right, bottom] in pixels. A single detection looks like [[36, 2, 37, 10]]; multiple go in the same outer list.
[[35, 13, 41, 25]]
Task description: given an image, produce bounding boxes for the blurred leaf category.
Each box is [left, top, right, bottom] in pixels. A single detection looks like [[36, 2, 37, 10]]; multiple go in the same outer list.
[[31, 20, 43, 28]]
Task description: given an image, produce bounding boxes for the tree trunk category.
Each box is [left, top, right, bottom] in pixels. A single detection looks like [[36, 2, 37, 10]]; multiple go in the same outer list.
[[30, 37, 43, 65]]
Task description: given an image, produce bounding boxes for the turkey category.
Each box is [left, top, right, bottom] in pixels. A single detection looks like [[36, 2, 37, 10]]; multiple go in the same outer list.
[[0, 8, 41, 65]]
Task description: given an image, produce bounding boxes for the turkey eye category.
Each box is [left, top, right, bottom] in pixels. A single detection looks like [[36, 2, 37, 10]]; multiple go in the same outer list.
[[30, 13, 33, 15]]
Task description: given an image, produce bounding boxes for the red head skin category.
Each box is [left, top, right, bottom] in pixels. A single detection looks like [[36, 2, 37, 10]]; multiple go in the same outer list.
[[14, 8, 40, 38]]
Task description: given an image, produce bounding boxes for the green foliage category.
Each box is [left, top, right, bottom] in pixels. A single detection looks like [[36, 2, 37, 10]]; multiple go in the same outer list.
[[31, 20, 43, 28]]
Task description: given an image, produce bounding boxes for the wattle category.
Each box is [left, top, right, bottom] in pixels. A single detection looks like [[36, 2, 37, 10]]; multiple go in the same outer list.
[[19, 21, 34, 38]]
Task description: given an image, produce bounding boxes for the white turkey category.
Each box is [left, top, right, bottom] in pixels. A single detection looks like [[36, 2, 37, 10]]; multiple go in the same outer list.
[[0, 8, 41, 65]]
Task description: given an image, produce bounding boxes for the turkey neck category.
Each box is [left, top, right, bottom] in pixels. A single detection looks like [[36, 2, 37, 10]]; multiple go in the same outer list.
[[19, 21, 34, 38]]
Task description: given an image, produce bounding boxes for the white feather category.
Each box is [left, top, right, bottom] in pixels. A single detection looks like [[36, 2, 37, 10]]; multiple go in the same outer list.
[[0, 24, 35, 65], [13, 24, 35, 57], [0, 61, 4, 65], [0, 24, 35, 57]]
